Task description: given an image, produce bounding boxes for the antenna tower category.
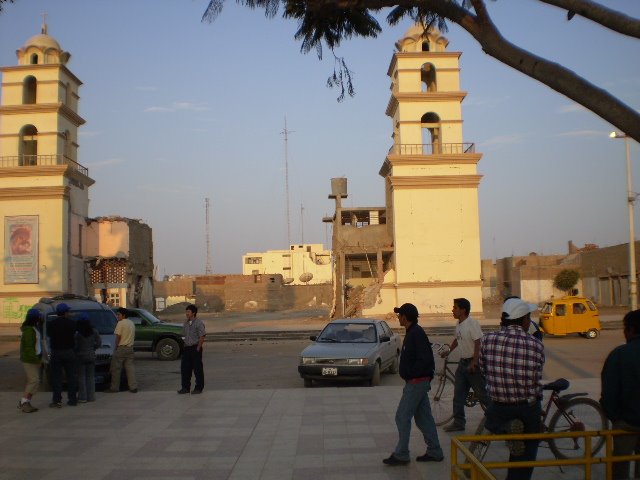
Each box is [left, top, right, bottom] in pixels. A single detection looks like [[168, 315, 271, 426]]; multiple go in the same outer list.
[[205, 197, 212, 274], [281, 117, 294, 247]]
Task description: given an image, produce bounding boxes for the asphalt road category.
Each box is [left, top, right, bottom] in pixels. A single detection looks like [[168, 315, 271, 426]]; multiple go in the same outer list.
[[0, 330, 625, 393]]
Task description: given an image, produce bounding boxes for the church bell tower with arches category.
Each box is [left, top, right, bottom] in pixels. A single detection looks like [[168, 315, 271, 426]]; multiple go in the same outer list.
[[0, 19, 94, 313], [376, 25, 484, 320]]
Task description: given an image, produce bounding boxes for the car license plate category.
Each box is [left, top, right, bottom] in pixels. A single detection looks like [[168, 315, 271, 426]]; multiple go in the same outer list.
[[322, 367, 338, 376]]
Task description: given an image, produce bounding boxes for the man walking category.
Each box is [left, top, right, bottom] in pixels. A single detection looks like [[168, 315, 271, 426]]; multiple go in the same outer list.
[[105, 307, 138, 393], [48, 303, 78, 407], [383, 303, 443, 466], [442, 297, 490, 432], [601, 309, 640, 479], [479, 297, 544, 480], [178, 304, 206, 395]]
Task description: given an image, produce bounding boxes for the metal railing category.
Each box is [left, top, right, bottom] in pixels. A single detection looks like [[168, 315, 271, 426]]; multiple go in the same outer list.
[[389, 143, 475, 155], [451, 429, 640, 480], [0, 154, 88, 176]]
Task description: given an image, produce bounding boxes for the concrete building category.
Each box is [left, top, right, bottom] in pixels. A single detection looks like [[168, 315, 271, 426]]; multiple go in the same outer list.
[[242, 244, 331, 286], [326, 26, 483, 323], [0, 21, 93, 321]]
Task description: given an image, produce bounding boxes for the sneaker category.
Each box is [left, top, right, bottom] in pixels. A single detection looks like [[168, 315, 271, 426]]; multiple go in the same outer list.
[[443, 422, 465, 432], [177, 388, 190, 394], [506, 419, 525, 457], [129, 389, 138, 393], [416, 452, 444, 462], [21, 402, 38, 413], [191, 389, 202, 395], [49, 402, 62, 409], [103, 389, 119, 393], [382, 454, 410, 466]]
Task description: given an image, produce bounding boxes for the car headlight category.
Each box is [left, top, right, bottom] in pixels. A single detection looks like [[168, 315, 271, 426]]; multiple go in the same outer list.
[[347, 358, 369, 366], [300, 357, 316, 365]]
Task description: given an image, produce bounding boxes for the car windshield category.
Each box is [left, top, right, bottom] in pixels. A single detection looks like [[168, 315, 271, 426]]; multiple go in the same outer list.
[[138, 310, 161, 324], [317, 323, 377, 343], [46, 310, 117, 334], [541, 303, 552, 314]]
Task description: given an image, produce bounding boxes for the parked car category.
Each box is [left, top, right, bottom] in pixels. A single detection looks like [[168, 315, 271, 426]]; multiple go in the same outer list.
[[539, 296, 601, 338], [31, 294, 117, 387], [298, 318, 402, 387], [113, 307, 184, 360]]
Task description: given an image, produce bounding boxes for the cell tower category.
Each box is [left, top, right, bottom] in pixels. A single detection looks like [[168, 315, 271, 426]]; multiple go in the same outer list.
[[281, 117, 294, 247], [204, 197, 212, 274]]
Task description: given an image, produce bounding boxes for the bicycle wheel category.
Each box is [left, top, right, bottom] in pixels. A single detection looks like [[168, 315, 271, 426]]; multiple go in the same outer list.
[[468, 416, 490, 462], [430, 370, 455, 426], [548, 397, 608, 459]]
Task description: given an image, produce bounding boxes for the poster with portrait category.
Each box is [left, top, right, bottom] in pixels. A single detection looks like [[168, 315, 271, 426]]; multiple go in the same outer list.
[[4, 216, 39, 284]]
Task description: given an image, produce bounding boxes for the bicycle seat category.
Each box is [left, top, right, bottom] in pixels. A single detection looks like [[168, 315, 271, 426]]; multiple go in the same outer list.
[[542, 378, 570, 392]]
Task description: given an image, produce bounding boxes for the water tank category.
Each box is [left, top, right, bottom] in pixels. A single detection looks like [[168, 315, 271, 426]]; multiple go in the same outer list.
[[331, 177, 348, 197]]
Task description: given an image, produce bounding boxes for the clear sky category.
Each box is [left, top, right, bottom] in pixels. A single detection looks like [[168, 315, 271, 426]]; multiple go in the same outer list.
[[1, 0, 639, 277]]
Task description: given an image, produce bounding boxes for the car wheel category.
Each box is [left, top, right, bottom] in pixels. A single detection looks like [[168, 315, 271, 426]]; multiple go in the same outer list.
[[388, 352, 400, 374], [369, 362, 381, 387], [156, 338, 181, 361], [303, 378, 313, 388], [585, 329, 599, 339]]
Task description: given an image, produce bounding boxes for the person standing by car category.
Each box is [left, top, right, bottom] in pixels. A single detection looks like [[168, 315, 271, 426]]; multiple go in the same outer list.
[[19, 309, 43, 413], [178, 304, 206, 395], [479, 297, 545, 480], [383, 303, 443, 466], [441, 298, 490, 432], [74, 313, 102, 403], [105, 308, 138, 393], [600, 309, 640, 479], [48, 303, 79, 407]]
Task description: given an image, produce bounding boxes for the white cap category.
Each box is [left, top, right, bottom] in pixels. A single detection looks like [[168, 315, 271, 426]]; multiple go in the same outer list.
[[502, 298, 537, 320]]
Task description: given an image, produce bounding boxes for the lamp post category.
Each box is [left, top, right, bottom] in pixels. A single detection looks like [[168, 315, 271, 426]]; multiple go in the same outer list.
[[610, 131, 637, 310]]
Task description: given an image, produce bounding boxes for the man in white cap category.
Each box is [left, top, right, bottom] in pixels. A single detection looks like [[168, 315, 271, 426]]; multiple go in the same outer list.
[[479, 297, 544, 480]]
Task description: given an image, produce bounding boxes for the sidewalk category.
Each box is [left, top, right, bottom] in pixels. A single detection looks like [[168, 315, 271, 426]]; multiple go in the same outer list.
[[0, 379, 604, 480]]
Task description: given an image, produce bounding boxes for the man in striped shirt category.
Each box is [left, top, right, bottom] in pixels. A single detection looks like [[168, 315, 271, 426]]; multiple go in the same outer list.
[[479, 298, 545, 480]]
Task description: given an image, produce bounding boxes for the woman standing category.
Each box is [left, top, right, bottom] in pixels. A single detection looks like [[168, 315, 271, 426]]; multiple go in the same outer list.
[[75, 314, 101, 403], [19, 309, 43, 413]]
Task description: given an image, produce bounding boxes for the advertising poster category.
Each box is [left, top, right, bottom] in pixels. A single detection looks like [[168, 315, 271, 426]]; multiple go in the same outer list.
[[4, 216, 38, 284]]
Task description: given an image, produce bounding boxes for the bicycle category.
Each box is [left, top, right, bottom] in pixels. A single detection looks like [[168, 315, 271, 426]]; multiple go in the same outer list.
[[468, 378, 608, 463], [429, 343, 483, 426]]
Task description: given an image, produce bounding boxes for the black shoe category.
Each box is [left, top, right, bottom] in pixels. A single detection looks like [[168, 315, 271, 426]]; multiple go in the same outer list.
[[383, 454, 410, 466], [177, 388, 190, 394], [416, 452, 444, 462], [191, 389, 202, 394], [67, 401, 77, 406], [129, 389, 138, 393]]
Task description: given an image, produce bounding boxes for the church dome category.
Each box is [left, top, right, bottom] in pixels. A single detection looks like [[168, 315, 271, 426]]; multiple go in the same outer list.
[[22, 33, 61, 52]]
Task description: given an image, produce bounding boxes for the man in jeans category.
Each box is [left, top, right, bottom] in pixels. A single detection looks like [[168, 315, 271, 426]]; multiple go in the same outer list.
[[177, 304, 206, 395], [105, 308, 138, 393], [442, 297, 490, 432], [383, 303, 443, 466], [480, 297, 544, 480], [601, 309, 640, 479], [47, 303, 78, 407]]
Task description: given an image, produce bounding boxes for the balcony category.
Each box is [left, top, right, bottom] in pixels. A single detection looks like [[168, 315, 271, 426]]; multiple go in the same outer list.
[[389, 143, 475, 155], [0, 154, 89, 176]]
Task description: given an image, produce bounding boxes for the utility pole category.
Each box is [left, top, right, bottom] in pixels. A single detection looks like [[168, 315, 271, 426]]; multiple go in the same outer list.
[[205, 197, 212, 275], [281, 117, 294, 248]]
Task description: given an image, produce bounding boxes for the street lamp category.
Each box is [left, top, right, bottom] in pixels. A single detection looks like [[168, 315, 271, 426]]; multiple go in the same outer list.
[[610, 131, 637, 310]]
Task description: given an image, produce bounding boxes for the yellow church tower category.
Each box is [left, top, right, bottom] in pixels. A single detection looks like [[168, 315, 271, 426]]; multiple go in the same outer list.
[[0, 20, 93, 319], [377, 26, 484, 321]]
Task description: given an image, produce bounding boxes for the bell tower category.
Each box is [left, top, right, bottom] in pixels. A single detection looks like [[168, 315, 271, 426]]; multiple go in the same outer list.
[[0, 19, 93, 316], [377, 25, 484, 321]]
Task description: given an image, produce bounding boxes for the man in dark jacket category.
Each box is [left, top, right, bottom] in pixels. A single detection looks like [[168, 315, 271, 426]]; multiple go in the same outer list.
[[47, 303, 78, 407], [601, 309, 640, 479], [383, 303, 443, 466]]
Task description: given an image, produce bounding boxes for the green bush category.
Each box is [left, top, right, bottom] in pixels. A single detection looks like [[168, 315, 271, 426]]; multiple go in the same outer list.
[[553, 269, 580, 294]]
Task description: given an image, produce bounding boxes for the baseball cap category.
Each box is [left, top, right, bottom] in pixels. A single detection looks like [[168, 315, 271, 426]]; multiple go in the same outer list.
[[394, 303, 419, 319], [55, 303, 71, 315], [502, 298, 537, 320]]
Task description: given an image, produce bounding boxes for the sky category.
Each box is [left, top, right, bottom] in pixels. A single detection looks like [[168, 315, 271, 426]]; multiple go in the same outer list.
[[1, 0, 639, 278]]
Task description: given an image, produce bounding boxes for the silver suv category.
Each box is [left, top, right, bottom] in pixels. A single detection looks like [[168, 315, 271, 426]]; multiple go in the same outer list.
[[31, 294, 118, 386]]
